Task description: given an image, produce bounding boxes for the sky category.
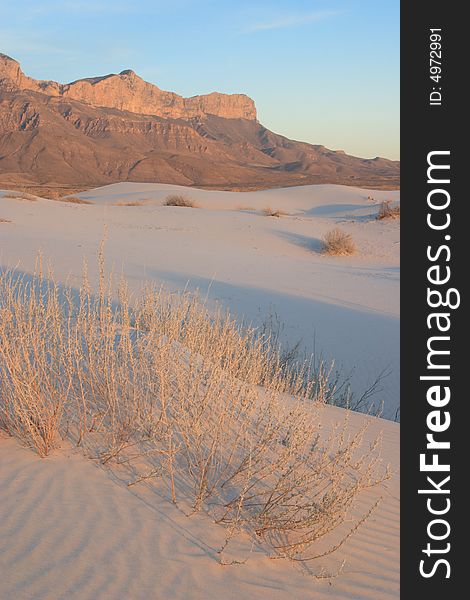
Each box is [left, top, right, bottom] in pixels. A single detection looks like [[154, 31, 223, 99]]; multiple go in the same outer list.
[[0, 0, 399, 159]]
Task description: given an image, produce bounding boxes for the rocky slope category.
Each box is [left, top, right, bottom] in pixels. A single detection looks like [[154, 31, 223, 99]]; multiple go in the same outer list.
[[0, 53, 399, 190]]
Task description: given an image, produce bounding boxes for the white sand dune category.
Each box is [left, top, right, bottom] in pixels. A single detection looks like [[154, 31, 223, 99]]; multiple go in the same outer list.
[[0, 404, 399, 600], [0, 183, 399, 419]]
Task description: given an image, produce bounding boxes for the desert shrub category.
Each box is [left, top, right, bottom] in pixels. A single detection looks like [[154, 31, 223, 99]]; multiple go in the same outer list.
[[56, 195, 92, 204], [261, 207, 287, 217], [116, 200, 146, 206], [2, 192, 37, 201], [0, 272, 69, 456], [0, 218, 12, 223], [30, 187, 88, 200], [377, 200, 400, 220], [321, 228, 356, 256], [164, 194, 198, 208], [0, 257, 386, 563]]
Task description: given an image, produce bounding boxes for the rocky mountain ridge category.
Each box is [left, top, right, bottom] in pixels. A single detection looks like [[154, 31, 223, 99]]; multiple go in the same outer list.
[[0, 53, 256, 121], [0, 53, 399, 191]]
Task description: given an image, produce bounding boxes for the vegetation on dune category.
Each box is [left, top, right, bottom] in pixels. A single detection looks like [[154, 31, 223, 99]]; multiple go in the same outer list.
[[115, 200, 146, 206], [261, 207, 288, 217], [2, 191, 38, 201], [55, 195, 92, 205], [377, 200, 400, 220], [164, 194, 198, 208], [321, 228, 356, 256], [0, 252, 387, 564]]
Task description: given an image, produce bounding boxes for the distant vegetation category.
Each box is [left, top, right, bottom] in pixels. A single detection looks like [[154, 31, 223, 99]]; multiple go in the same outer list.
[[57, 196, 92, 205], [322, 228, 356, 256], [116, 200, 146, 207], [261, 207, 288, 218], [164, 194, 198, 208], [3, 192, 37, 201], [377, 200, 400, 220]]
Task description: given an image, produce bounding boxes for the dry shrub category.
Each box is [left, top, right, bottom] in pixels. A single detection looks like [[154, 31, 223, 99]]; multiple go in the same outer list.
[[261, 207, 287, 217], [0, 268, 68, 456], [377, 200, 400, 220], [2, 192, 37, 201], [164, 194, 198, 208], [0, 218, 12, 223], [55, 195, 92, 205], [27, 187, 88, 199], [322, 228, 356, 256], [0, 257, 386, 562], [116, 200, 146, 207]]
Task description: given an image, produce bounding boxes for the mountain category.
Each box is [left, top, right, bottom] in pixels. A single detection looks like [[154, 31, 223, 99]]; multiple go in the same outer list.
[[0, 53, 399, 191]]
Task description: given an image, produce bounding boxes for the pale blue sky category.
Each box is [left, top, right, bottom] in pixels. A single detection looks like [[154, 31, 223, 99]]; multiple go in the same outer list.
[[0, 1, 399, 159]]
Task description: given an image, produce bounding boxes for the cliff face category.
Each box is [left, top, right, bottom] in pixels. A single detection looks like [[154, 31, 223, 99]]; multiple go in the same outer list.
[[0, 53, 257, 121], [0, 53, 399, 190]]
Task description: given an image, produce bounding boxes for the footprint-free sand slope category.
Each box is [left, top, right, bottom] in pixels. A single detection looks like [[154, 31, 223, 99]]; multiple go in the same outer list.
[[0, 403, 399, 600]]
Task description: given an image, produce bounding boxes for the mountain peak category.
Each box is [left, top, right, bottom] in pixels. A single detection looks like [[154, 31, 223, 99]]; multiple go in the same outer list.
[[0, 53, 18, 63], [119, 69, 137, 77], [0, 53, 21, 79]]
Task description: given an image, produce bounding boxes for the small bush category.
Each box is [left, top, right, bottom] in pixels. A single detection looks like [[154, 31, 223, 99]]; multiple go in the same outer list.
[[2, 192, 37, 201], [322, 228, 356, 256], [261, 207, 287, 218], [116, 200, 146, 207], [29, 187, 88, 200], [0, 218, 12, 223], [377, 200, 400, 220], [164, 194, 198, 208], [56, 196, 92, 205]]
